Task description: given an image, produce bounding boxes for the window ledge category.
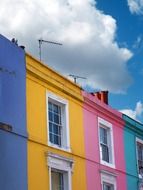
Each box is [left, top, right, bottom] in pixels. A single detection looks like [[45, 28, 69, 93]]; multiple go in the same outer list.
[[48, 142, 71, 153], [101, 160, 115, 169]]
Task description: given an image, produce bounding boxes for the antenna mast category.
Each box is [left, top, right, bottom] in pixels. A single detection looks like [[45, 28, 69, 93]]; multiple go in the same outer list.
[[38, 39, 62, 61], [69, 74, 87, 84]]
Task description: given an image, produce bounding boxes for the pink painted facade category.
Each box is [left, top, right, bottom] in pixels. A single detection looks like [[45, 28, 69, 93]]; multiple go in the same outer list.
[[82, 91, 126, 190]]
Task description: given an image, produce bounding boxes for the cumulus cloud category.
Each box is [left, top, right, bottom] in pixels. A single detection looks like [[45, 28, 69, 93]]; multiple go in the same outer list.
[[120, 101, 143, 121], [127, 0, 143, 15], [0, 0, 133, 93]]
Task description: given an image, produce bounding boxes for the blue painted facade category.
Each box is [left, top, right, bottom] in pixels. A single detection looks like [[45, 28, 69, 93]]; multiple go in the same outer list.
[[123, 114, 143, 190], [0, 34, 27, 190]]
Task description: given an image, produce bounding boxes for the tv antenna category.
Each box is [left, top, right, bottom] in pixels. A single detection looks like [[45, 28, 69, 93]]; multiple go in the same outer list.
[[38, 38, 62, 61], [69, 74, 87, 84]]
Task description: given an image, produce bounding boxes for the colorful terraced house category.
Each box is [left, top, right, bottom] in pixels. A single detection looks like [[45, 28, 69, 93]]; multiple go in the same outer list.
[[1, 34, 143, 190], [83, 91, 126, 190], [26, 53, 86, 190], [0, 35, 27, 190], [123, 114, 143, 190]]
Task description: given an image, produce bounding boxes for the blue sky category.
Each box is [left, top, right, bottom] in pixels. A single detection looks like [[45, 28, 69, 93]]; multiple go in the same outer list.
[[96, 0, 143, 122], [0, 0, 143, 122]]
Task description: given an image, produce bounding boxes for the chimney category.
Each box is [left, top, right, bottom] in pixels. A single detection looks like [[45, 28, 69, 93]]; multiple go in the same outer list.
[[94, 91, 108, 104]]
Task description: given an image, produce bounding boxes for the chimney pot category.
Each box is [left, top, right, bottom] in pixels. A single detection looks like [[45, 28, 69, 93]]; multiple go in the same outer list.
[[94, 91, 108, 104]]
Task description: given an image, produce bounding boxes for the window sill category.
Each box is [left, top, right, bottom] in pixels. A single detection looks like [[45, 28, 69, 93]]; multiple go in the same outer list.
[[48, 142, 71, 153], [101, 160, 115, 169]]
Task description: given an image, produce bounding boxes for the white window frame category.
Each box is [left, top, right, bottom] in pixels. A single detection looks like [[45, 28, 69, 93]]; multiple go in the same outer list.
[[136, 137, 143, 179], [46, 92, 70, 152], [98, 117, 115, 168], [47, 152, 74, 190], [101, 171, 117, 190]]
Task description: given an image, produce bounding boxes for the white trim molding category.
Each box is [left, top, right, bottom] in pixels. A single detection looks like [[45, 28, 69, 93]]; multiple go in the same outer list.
[[101, 170, 117, 190], [98, 117, 115, 168], [136, 137, 143, 145], [46, 91, 70, 152], [100, 169, 117, 177], [47, 152, 74, 190], [47, 152, 74, 171]]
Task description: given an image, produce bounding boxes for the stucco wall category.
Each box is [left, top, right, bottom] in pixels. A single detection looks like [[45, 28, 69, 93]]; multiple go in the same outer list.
[[0, 35, 27, 190], [83, 91, 127, 190], [26, 55, 87, 190], [123, 115, 142, 190]]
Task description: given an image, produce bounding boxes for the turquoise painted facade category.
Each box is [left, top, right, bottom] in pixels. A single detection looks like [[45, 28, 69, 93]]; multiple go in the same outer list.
[[123, 114, 143, 190]]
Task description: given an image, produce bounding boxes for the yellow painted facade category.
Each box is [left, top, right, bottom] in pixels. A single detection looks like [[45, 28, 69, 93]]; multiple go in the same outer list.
[[26, 54, 87, 190]]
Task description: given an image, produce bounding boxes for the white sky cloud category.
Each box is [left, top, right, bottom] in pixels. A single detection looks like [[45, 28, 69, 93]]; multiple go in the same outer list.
[[132, 35, 142, 49], [127, 0, 143, 15], [120, 101, 143, 121], [0, 0, 133, 93]]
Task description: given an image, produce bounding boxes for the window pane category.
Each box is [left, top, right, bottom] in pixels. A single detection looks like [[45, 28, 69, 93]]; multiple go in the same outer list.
[[51, 171, 64, 190], [58, 106, 61, 115], [100, 127, 108, 144], [54, 113, 60, 124], [49, 125, 61, 146], [49, 122, 53, 133], [53, 104, 59, 113], [48, 101, 62, 146], [100, 126, 111, 163], [103, 182, 114, 190], [138, 143, 143, 161], [101, 144, 109, 162], [53, 124, 59, 134], [50, 133, 54, 144], [137, 142, 143, 174], [49, 102, 52, 111], [49, 111, 53, 122], [58, 135, 61, 146], [54, 135, 59, 145]]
